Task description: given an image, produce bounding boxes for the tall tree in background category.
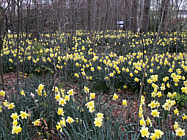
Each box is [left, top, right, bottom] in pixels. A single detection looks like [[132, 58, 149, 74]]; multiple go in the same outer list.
[[141, 0, 151, 32], [131, 0, 138, 32], [0, 6, 5, 90], [87, 0, 91, 31], [160, 0, 170, 32]]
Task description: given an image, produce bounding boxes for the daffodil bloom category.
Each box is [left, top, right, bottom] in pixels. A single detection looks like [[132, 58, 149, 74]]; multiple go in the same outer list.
[[56, 122, 62, 130], [32, 119, 41, 126], [174, 108, 179, 116], [150, 133, 157, 140], [8, 103, 15, 109], [122, 99, 127, 106], [60, 89, 65, 95], [12, 125, 22, 134], [65, 95, 70, 101], [88, 107, 95, 113], [20, 111, 30, 119], [90, 93, 95, 100], [153, 129, 164, 139], [12, 120, 18, 126], [3, 100, 9, 107], [181, 87, 187, 94], [151, 75, 158, 82], [53, 86, 59, 93], [167, 92, 174, 98], [175, 128, 185, 137], [11, 113, 19, 120], [139, 110, 143, 118], [97, 66, 102, 70], [20, 90, 25, 96], [148, 100, 160, 109], [173, 121, 179, 130], [66, 116, 74, 124], [163, 76, 169, 82], [57, 108, 64, 116], [123, 85, 127, 89], [55, 94, 61, 101], [182, 114, 187, 120], [157, 91, 162, 97], [0, 90, 5, 97], [74, 73, 79, 78], [94, 117, 103, 127], [27, 56, 31, 60], [109, 72, 114, 77], [112, 93, 118, 100], [134, 77, 139, 82], [162, 99, 175, 111], [140, 127, 150, 138], [59, 118, 66, 127], [37, 84, 44, 96], [151, 109, 160, 117], [84, 86, 90, 94], [67, 89, 74, 96], [146, 117, 152, 127], [90, 67, 95, 72], [96, 113, 104, 119], [139, 118, 146, 126], [140, 96, 145, 104], [129, 73, 133, 77], [147, 79, 153, 84], [85, 101, 94, 108], [151, 91, 157, 98], [59, 98, 66, 106]]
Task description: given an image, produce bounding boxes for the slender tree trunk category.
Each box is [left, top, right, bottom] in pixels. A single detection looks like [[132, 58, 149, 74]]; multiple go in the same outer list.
[[160, 0, 170, 32], [87, 0, 91, 31], [131, 0, 138, 32], [137, 0, 143, 32], [0, 7, 6, 90], [141, 0, 151, 32], [0, 37, 4, 90]]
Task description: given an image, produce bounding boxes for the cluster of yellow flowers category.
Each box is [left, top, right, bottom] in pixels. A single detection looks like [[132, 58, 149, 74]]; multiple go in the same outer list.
[[3, 100, 15, 110], [139, 93, 186, 139], [0, 31, 186, 138], [54, 87, 75, 132], [11, 111, 30, 134], [94, 113, 104, 128], [139, 96, 165, 139], [84, 86, 106, 128], [173, 122, 185, 137]]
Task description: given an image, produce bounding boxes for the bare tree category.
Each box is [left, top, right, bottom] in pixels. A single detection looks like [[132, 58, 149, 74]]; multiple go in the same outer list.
[[141, 0, 151, 32], [131, 0, 138, 32], [160, 0, 170, 32], [0, 0, 11, 90], [0, 6, 6, 90]]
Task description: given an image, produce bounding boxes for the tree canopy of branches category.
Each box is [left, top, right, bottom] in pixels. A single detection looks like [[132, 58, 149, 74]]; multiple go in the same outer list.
[[0, 0, 186, 33]]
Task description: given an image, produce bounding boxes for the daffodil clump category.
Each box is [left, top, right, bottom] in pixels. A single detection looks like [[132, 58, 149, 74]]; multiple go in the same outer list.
[[11, 111, 30, 134], [0, 30, 186, 139], [55, 87, 76, 132], [0, 85, 106, 139], [139, 95, 186, 139]]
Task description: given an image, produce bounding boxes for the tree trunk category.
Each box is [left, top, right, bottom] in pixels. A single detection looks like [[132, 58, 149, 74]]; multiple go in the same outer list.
[[141, 0, 151, 32], [88, 0, 91, 31], [131, 0, 138, 32], [160, 0, 170, 32], [0, 7, 5, 90]]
